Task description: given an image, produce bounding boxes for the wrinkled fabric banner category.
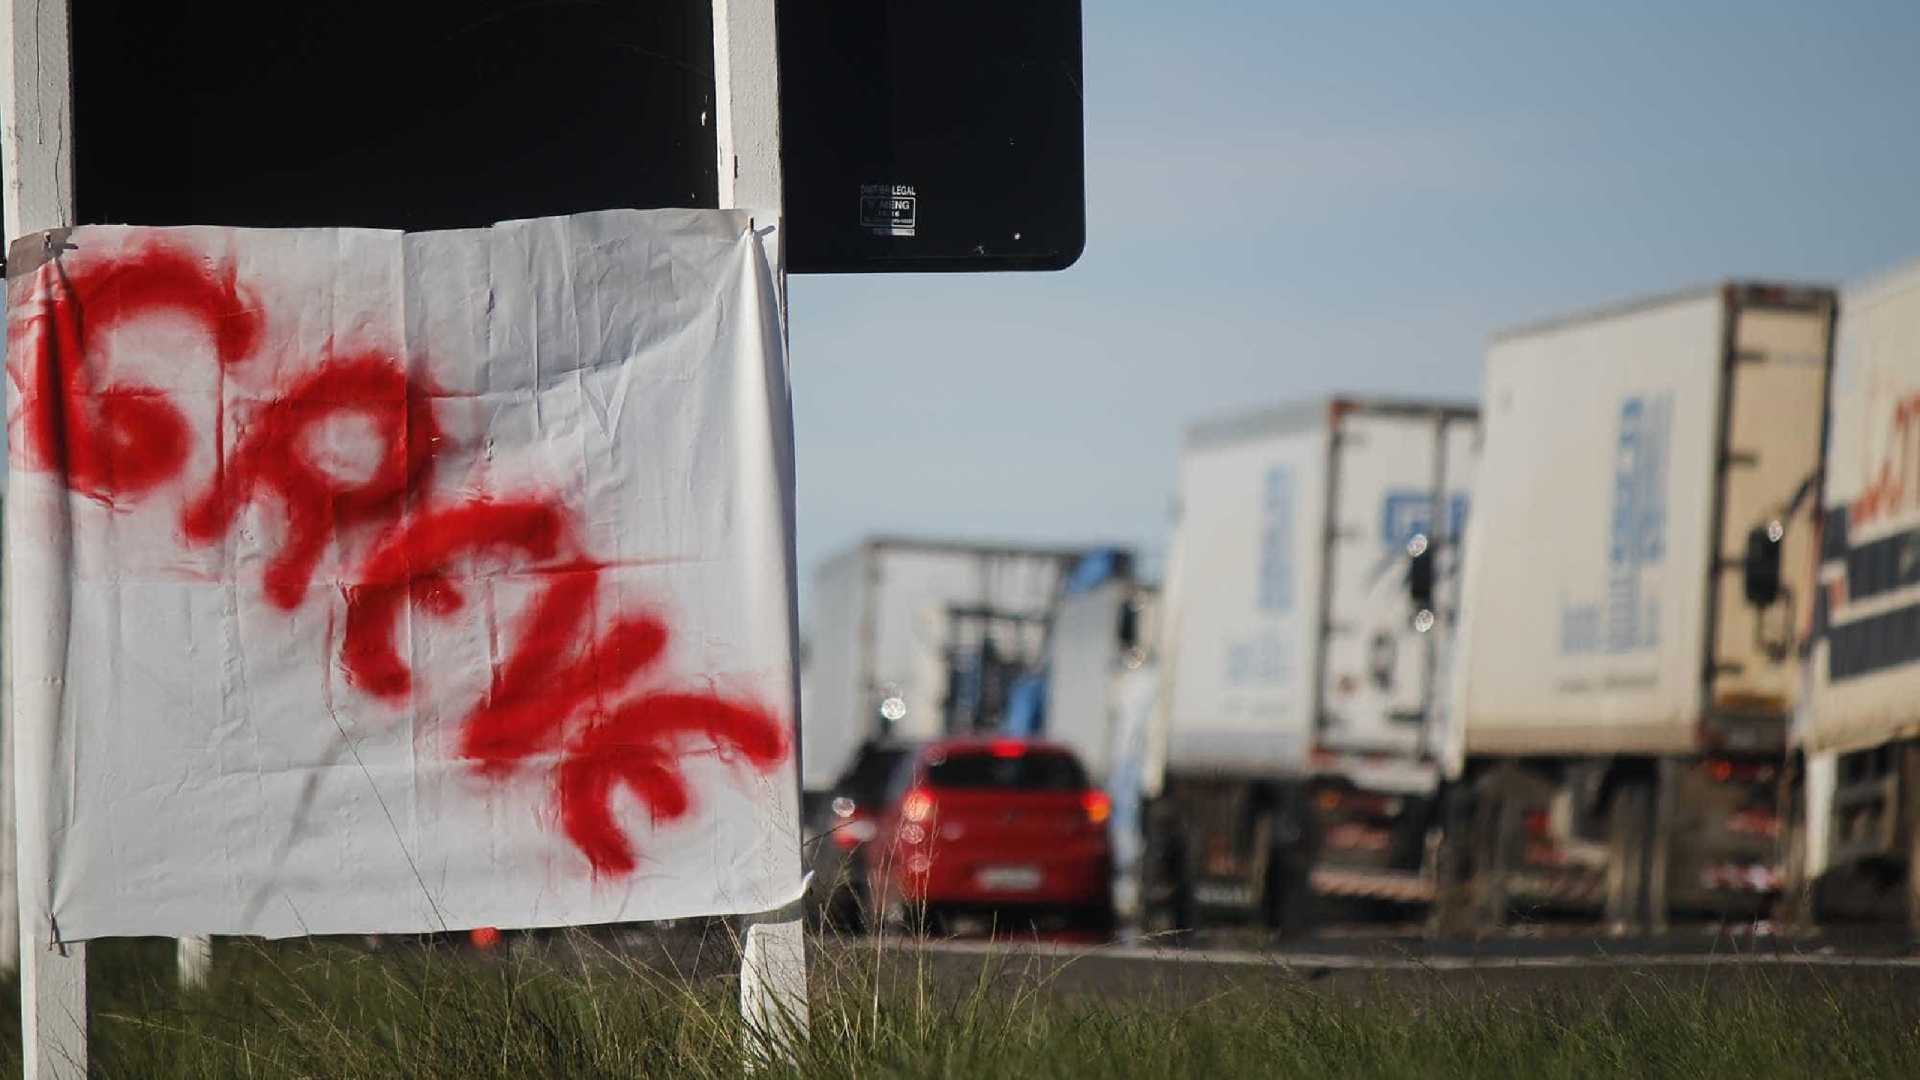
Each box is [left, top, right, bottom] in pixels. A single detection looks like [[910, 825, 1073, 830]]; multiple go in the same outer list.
[[4, 210, 802, 939]]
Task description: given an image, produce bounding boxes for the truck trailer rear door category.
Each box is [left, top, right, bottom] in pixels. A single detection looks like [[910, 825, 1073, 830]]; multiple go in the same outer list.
[[1703, 288, 1836, 746]]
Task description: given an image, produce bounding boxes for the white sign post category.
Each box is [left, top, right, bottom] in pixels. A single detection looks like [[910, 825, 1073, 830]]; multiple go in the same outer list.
[[713, 0, 812, 1058], [3, 2, 85, 1077]]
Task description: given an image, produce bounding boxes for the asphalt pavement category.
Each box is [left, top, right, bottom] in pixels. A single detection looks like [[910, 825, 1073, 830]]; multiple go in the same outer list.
[[592, 916, 1920, 1002], [825, 922, 1920, 1001]]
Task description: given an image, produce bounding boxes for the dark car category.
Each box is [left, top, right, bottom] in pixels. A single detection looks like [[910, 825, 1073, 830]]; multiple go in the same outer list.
[[805, 739, 915, 930]]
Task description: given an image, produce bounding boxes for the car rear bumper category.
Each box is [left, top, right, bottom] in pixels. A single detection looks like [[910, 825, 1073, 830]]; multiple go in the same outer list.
[[882, 849, 1112, 907]]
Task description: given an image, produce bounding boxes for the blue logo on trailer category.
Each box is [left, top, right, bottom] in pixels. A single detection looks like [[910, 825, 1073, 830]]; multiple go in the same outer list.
[[1381, 491, 1471, 553], [1258, 465, 1294, 613], [1561, 394, 1671, 655], [1229, 465, 1297, 688]]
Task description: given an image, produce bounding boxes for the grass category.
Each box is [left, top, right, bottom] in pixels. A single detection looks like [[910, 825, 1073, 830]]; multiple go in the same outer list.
[[0, 926, 1915, 1078]]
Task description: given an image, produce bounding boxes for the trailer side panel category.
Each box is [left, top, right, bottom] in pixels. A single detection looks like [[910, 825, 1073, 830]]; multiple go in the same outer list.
[[1812, 264, 1920, 753], [1459, 293, 1725, 755], [1161, 414, 1327, 775]]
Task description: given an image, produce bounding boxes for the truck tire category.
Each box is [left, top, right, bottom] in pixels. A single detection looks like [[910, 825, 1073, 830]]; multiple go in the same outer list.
[[1902, 743, 1920, 935], [1775, 768, 1814, 932], [1468, 766, 1517, 930], [1143, 814, 1195, 938], [1260, 829, 1312, 939], [1429, 784, 1477, 937], [1604, 778, 1654, 933], [1260, 789, 1319, 939], [1261, 855, 1313, 938]]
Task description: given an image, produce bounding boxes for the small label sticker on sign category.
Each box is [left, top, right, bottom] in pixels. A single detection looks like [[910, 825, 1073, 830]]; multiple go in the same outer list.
[[860, 184, 917, 237]]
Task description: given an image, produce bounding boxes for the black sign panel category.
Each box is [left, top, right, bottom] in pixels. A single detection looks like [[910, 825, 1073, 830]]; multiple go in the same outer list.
[[71, 2, 717, 231], [779, 2, 1085, 274]]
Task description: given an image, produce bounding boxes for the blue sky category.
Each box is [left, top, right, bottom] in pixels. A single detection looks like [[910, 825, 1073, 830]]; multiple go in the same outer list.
[[788, 1, 1920, 587]]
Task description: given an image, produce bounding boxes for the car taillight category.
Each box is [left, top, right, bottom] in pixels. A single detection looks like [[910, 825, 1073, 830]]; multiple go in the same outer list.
[[831, 814, 876, 850], [1081, 790, 1111, 826], [901, 788, 936, 823]]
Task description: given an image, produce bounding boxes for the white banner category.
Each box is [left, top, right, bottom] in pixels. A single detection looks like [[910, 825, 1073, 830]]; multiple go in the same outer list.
[[5, 210, 802, 939]]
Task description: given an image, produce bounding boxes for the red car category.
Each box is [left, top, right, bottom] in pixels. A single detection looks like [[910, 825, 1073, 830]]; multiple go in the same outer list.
[[862, 737, 1113, 935]]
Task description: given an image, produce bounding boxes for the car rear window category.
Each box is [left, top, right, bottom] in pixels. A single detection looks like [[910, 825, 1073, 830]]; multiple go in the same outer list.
[[839, 746, 911, 803], [924, 750, 1087, 792]]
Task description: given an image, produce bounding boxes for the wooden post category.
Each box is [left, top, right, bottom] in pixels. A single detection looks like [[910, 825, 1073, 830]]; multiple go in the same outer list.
[[17, 936, 84, 1080], [1, 547, 16, 977], [713, 0, 809, 1061], [3, 2, 88, 1076], [0, 0, 71, 244], [176, 936, 213, 990], [713, 0, 786, 241]]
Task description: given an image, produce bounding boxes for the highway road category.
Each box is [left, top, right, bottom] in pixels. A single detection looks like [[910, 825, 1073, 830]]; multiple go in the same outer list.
[[811, 924, 1920, 1001], [595, 916, 1920, 1002]]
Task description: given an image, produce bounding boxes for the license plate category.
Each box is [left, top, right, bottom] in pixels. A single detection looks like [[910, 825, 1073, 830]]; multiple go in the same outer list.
[[977, 865, 1042, 891], [1194, 882, 1254, 907]]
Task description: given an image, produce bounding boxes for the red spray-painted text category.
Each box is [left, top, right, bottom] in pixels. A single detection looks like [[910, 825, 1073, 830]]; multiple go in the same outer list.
[[7, 240, 788, 876]]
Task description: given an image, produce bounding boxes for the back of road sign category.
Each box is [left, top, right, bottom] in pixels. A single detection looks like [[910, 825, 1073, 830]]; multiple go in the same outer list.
[[778, 1, 1086, 274], [70, 1, 719, 230]]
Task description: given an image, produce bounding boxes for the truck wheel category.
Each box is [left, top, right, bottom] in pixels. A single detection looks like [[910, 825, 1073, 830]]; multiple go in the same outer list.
[[1261, 843, 1312, 939], [1261, 797, 1318, 939], [1143, 816, 1195, 938], [1902, 743, 1920, 936], [1605, 778, 1654, 934], [1429, 785, 1477, 937], [1776, 770, 1814, 932], [1468, 767, 1517, 930]]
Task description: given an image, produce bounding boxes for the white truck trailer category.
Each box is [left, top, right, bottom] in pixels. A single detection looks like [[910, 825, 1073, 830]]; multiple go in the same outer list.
[[1445, 283, 1834, 929], [1139, 397, 1479, 932], [1038, 554, 1152, 787], [798, 537, 1087, 795], [1785, 259, 1920, 926]]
